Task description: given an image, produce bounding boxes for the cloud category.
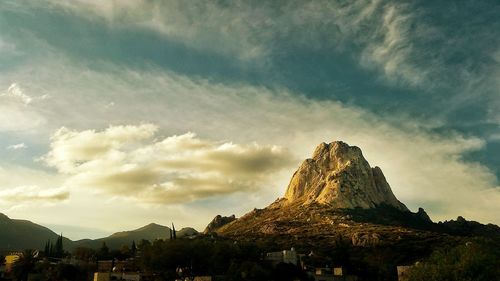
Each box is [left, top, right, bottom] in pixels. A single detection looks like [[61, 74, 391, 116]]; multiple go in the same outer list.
[[0, 185, 69, 203], [0, 83, 46, 132], [1, 83, 33, 104], [2, 56, 499, 224], [0, 37, 16, 54], [44, 127, 295, 204], [7, 143, 27, 150], [490, 133, 500, 142], [44, 124, 159, 173], [45, 0, 273, 61], [0, 165, 67, 206], [359, 4, 424, 86], [0, 0, 497, 237], [42, 0, 499, 101]]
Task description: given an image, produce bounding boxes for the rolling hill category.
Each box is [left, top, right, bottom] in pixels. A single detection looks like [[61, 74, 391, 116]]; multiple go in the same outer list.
[[0, 213, 198, 252]]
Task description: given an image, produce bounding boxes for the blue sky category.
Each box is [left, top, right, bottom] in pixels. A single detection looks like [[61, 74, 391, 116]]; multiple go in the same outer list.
[[0, 0, 499, 239]]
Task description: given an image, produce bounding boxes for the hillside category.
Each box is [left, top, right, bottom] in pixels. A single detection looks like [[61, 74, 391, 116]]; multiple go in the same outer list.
[[0, 213, 198, 251], [0, 213, 72, 252], [75, 224, 198, 249]]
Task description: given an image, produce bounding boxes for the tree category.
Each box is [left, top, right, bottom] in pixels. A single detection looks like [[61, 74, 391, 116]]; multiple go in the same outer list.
[[44, 240, 51, 257], [172, 223, 177, 240], [131, 240, 137, 257], [53, 263, 83, 281], [72, 247, 96, 262], [98, 242, 110, 260], [407, 241, 500, 281], [54, 234, 64, 258]]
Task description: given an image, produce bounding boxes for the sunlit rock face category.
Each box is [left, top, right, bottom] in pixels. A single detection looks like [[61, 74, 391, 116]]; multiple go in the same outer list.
[[284, 141, 408, 211]]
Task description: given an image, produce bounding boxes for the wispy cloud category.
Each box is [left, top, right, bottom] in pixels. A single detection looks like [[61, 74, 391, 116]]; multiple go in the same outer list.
[[0, 185, 69, 203], [41, 0, 498, 94], [1, 83, 33, 104], [359, 4, 424, 86], [0, 83, 46, 132], [6, 143, 27, 150]]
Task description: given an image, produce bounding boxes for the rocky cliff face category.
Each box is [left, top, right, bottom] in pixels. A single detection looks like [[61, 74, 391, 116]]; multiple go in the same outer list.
[[284, 141, 408, 211], [204, 215, 236, 234]]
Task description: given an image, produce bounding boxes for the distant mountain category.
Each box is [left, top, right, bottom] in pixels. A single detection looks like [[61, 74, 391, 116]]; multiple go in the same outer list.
[[0, 213, 72, 252], [75, 223, 198, 249], [438, 216, 500, 240], [0, 213, 198, 251]]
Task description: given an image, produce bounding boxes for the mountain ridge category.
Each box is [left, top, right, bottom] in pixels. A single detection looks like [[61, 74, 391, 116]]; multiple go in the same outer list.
[[0, 213, 72, 252], [0, 213, 198, 251]]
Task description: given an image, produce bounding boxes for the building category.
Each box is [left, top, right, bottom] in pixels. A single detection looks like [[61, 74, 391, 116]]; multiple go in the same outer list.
[[97, 260, 130, 272], [265, 247, 298, 266], [193, 277, 212, 281], [310, 266, 353, 281], [397, 265, 413, 281], [93, 272, 110, 281], [4, 253, 20, 272], [93, 272, 141, 281]]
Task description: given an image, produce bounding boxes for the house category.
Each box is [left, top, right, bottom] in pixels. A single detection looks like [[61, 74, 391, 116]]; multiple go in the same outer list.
[[193, 277, 212, 281], [265, 247, 298, 266], [397, 265, 413, 281], [93, 272, 141, 281], [97, 260, 130, 272], [4, 253, 21, 272], [93, 272, 110, 281], [310, 266, 354, 281]]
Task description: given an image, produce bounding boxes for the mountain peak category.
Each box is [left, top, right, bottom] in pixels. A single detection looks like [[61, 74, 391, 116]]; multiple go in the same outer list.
[[204, 215, 237, 234], [312, 141, 361, 160], [144, 222, 162, 228], [0, 213, 10, 221], [135, 223, 168, 232], [284, 141, 408, 211]]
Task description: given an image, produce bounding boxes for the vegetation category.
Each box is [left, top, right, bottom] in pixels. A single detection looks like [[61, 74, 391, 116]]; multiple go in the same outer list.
[[11, 250, 38, 281], [43, 234, 64, 259], [6, 236, 310, 281], [4, 232, 500, 281], [407, 240, 500, 281], [135, 237, 309, 280]]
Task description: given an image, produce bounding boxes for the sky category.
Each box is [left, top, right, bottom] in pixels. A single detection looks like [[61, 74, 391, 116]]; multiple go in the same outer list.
[[0, 0, 499, 240]]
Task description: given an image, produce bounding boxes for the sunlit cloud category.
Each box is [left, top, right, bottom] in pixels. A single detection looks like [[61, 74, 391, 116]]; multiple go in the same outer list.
[[44, 126, 295, 204], [0, 185, 69, 203], [1, 56, 498, 224], [0, 165, 66, 207]]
